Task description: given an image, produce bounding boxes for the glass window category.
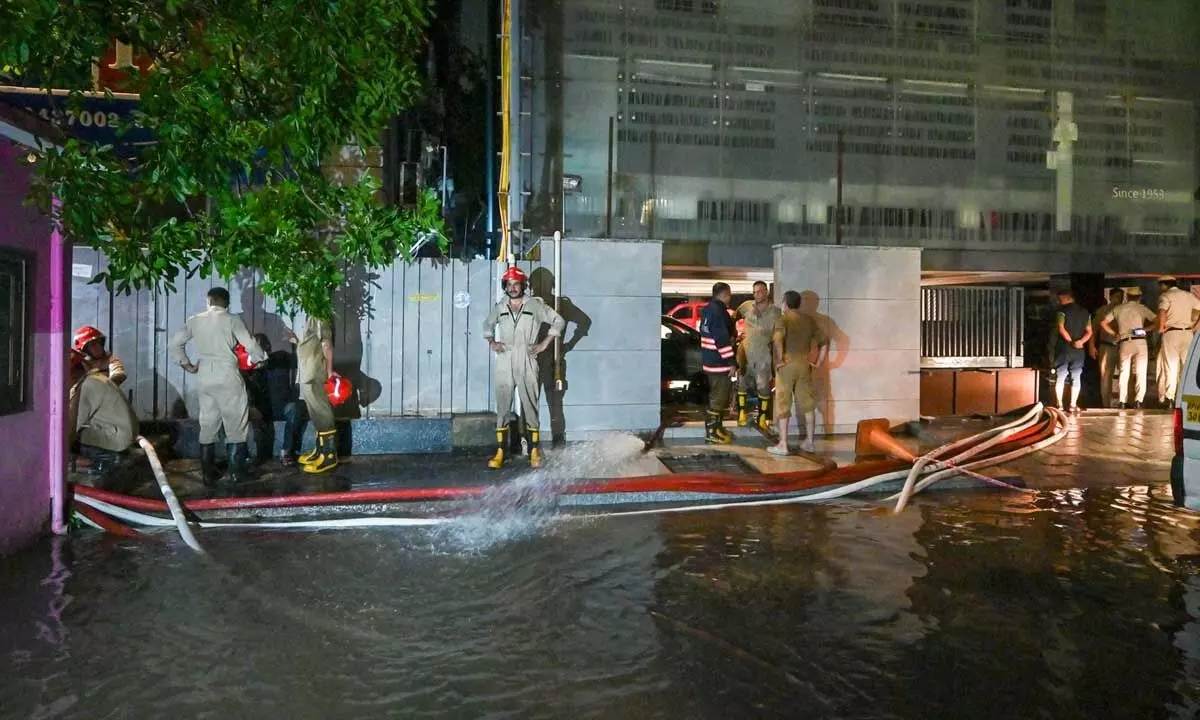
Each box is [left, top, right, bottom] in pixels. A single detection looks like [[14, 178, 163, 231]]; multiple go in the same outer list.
[[0, 250, 30, 416]]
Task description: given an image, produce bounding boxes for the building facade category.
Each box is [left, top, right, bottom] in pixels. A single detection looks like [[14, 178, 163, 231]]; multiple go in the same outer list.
[[510, 0, 1200, 272]]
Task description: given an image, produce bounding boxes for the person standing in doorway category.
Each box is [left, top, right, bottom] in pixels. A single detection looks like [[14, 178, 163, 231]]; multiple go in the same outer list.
[[1100, 287, 1156, 409], [483, 265, 565, 469], [768, 290, 827, 456], [1053, 288, 1092, 414], [1155, 276, 1200, 408], [168, 287, 265, 487], [1088, 289, 1123, 409], [700, 282, 737, 444], [734, 280, 782, 438], [284, 316, 339, 474]]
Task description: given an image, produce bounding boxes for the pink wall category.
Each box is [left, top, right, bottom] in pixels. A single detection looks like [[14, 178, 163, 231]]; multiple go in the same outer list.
[[0, 138, 55, 554]]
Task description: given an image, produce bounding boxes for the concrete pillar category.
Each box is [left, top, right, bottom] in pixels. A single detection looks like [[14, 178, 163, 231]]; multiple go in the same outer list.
[[773, 244, 921, 435]]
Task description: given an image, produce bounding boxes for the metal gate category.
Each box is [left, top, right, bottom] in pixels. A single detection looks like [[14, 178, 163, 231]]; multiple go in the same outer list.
[[921, 286, 1024, 369]]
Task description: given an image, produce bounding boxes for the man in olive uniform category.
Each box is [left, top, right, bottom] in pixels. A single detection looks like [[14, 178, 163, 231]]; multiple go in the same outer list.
[[483, 265, 565, 469], [284, 316, 339, 474], [1088, 289, 1123, 409], [168, 287, 265, 487], [1156, 276, 1200, 408], [734, 280, 782, 437], [769, 290, 828, 456], [1101, 287, 1156, 409], [69, 358, 139, 477]]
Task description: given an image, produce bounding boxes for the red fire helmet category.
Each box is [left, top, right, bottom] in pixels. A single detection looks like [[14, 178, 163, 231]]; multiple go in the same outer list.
[[501, 265, 527, 286], [233, 344, 256, 372], [325, 373, 353, 406], [73, 325, 105, 353]]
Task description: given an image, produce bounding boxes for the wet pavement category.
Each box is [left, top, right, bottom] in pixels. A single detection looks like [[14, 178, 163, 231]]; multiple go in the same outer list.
[[6, 410, 1195, 720]]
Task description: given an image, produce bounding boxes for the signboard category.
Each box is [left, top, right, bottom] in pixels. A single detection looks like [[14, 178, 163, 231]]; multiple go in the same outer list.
[[0, 88, 152, 150]]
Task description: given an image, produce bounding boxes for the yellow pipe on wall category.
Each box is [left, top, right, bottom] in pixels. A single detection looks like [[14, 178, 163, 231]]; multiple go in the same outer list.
[[497, 0, 513, 267]]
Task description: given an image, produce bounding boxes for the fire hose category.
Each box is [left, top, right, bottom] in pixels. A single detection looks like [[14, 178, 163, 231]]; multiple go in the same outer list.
[[72, 405, 1067, 551]]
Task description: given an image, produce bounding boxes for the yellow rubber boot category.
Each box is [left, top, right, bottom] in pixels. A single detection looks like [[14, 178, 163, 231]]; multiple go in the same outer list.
[[756, 396, 777, 438], [736, 392, 749, 426], [302, 431, 339, 474], [298, 440, 320, 465], [487, 428, 507, 469], [528, 429, 543, 468]]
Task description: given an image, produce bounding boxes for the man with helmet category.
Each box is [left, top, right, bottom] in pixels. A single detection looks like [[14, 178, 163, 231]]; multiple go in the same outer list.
[[482, 265, 566, 469], [284, 315, 340, 474], [68, 348, 139, 477], [1155, 276, 1200, 408], [168, 287, 265, 487], [72, 325, 127, 387]]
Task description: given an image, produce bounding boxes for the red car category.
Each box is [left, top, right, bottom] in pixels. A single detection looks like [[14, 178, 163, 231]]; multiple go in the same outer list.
[[665, 300, 746, 337]]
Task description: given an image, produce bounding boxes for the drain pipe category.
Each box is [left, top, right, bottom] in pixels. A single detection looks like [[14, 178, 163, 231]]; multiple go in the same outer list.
[[553, 230, 564, 392], [137, 437, 204, 553], [48, 200, 67, 535]]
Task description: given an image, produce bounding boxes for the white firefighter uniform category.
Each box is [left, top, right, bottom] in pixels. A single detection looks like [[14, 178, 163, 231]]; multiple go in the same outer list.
[[169, 307, 264, 445], [483, 296, 565, 430]]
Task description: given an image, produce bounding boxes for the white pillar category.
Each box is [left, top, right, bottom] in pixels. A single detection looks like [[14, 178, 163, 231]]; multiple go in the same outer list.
[[1047, 90, 1078, 233]]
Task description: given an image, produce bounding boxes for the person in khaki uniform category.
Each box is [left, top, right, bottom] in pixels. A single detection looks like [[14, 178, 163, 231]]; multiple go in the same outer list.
[[483, 266, 565, 469], [69, 357, 139, 477], [768, 290, 828, 456], [1088, 289, 1123, 409], [169, 287, 265, 487], [734, 280, 782, 437], [1155, 276, 1200, 408], [284, 316, 339, 473], [1101, 287, 1156, 409]]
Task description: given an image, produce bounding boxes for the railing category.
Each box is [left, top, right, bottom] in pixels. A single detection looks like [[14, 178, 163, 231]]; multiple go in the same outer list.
[[921, 286, 1024, 369]]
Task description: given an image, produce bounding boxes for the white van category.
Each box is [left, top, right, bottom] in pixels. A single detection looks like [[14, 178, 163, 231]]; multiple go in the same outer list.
[[1172, 332, 1200, 508]]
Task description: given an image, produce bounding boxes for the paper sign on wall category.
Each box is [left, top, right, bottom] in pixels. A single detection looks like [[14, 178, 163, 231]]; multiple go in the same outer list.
[[409, 293, 439, 302]]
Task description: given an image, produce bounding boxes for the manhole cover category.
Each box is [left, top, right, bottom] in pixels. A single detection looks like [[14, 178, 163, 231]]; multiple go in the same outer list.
[[659, 452, 759, 476]]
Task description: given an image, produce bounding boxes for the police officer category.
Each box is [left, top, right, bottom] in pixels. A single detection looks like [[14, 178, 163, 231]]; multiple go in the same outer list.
[[1088, 290, 1123, 409], [284, 316, 339, 474], [734, 280, 782, 437], [1101, 288, 1156, 409], [483, 266, 565, 469], [73, 326, 127, 387], [69, 355, 139, 477], [700, 282, 737, 444], [1155, 276, 1200, 408], [168, 287, 264, 487]]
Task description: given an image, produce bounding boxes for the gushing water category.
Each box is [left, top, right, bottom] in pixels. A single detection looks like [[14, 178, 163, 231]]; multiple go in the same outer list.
[[433, 433, 648, 552]]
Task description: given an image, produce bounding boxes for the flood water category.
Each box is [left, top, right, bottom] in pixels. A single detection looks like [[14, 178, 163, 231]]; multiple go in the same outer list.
[[4, 483, 1200, 719]]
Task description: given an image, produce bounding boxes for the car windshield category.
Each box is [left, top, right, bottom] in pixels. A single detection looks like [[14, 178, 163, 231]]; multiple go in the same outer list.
[[662, 316, 698, 338]]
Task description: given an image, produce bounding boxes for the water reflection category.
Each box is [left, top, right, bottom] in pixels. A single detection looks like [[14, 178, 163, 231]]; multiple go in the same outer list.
[[2, 487, 1200, 719]]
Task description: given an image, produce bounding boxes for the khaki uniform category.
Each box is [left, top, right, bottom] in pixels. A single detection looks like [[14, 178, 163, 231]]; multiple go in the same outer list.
[[1091, 302, 1120, 408], [772, 312, 827, 419], [1157, 287, 1200, 403], [483, 296, 565, 430], [296, 317, 336, 433], [1105, 301, 1157, 404], [168, 307, 263, 445], [70, 369, 138, 452], [735, 300, 782, 394]]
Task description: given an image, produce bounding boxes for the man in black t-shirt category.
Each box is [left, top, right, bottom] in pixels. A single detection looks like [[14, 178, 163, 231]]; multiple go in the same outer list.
[[1054, 289, 1092, 414]]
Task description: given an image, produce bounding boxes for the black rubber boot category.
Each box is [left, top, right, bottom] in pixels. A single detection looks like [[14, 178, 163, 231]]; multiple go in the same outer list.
[[199, 443, 221, 488], [226, 442, 250, 486]]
